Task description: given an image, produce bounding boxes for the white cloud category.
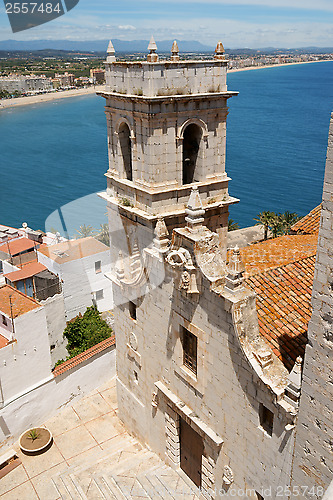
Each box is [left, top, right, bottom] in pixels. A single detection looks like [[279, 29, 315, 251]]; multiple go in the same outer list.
[[118, 25, 136, 31]]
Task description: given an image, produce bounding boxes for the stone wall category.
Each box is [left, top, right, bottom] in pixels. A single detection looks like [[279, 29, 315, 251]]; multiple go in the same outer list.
[[291, 113, 333, 498]]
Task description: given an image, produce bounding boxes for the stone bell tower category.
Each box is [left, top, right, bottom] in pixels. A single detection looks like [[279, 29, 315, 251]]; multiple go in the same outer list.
[[98, 38, 238, 265]]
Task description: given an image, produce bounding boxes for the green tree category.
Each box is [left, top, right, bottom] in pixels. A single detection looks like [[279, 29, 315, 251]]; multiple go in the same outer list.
[[96, 223, 110, 246], [228, 219, 239, 231], [280, 211, 301, 235], [75, 224, 97, 239], [55, 306, 112, 367], [254, 211, 275, 240]]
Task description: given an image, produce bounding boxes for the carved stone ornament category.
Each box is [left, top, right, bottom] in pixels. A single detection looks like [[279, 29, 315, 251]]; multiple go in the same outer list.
[[223, 465, 234, 485], [152, 391, 159, 408], [129, 332, 138, 351], [166, 250, 187, 268], [179, 270, 190, 291]]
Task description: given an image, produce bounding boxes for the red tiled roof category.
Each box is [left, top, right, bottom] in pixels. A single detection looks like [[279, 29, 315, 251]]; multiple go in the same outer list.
[[0, 334, 9, 349], [4, 262, 46, 282], [53, 336, 116, 377], [238, 234, 318, 277], [246, 255, 315, 371], [0, 238, 36, 256], [291, 204, 321, 235], [0, 285, 41, 318]]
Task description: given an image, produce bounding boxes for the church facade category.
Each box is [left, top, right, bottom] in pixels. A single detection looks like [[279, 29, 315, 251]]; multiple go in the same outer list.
[[99, 41, 332, 499]]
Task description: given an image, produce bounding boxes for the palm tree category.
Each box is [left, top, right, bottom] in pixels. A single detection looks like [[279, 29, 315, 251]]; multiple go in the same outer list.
[[75, 224, 97, 239], [228, 219, 239, 231], [269, 214, 284, 238], [280, 211, 301, 235], [96, 223, 110, 246], [254, 211, 275, 240]]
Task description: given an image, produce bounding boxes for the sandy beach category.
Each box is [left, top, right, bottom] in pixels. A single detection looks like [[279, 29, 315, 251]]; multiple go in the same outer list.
[[0, 60, 330, 111], [0, 85, 105, 110], [228, 59, 330, 73]]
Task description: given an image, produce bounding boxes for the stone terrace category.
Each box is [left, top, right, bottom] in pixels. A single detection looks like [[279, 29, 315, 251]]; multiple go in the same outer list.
[[0, 378, 200, 500]]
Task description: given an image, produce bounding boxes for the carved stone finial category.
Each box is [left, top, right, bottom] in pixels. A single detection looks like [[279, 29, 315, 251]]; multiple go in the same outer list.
[[107, 40, 116, 63], [185, 186, 205, 231], [214, 40, 225, 60], [284, 357, 303, 409], [147, 36, 159, 62], [130, 240, 141, 276], [224, 246, 245, 292], [115, 250, 125, 281], [153, 217, 169, 253], [171, 40, 180, 61]]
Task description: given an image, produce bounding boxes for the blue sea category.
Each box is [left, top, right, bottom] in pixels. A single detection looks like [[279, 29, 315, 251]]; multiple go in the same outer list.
[[0, 61, 332, 235]]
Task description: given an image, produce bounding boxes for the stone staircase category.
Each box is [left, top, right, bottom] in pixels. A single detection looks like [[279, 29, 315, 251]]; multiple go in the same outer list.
[[51, 434, 201, 499]]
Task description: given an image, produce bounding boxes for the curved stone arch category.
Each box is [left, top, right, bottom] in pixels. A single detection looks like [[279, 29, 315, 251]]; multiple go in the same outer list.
[[177, 118, 208, 141], [115, 117, 136, 141]]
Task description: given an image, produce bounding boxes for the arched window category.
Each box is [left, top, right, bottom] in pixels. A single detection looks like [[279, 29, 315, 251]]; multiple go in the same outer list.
[[182, 124, 203, 184], [119, 123, 132, 181]]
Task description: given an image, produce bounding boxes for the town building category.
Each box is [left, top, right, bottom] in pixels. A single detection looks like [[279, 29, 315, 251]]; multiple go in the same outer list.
[[90, 68, 105, 83], [0, 75, 53, 94], [38, 237, 112, 320], [100, 39, 332, 498], [54, 72, 75, 87]]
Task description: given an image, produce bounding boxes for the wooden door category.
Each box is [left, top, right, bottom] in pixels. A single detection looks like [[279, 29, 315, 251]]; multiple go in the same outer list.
[[180, 418, 203, 488]]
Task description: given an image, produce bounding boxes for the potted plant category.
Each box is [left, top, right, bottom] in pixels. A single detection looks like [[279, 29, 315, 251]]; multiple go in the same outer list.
[[19, 427, 53, 455]]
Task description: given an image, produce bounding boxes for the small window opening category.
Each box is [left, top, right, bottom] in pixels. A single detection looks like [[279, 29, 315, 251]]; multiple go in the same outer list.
[[119, 123, 133, 181], [95, 289, 104, 301], [259, 404, 274, 436], [182, 328, 197, 376], [50, 344, 55, 351], [182, 123, 203, 184], [2, 315, 7, 326], [129, 301, 137, 320], [95, 261, 101, 274], [134, 370, 139, 384]]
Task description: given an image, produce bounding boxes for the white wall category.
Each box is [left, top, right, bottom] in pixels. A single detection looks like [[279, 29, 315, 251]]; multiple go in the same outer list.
[[0, 346, 116, 451], [41, 293, 68, 366], [0, 306, 52, 404], [38, 249, 113, 320]]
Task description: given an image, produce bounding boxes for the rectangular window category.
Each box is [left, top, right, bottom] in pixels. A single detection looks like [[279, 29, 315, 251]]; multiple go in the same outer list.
[[259, 404, 274, 436], [2, 315, 7, 326], [95, 261, 102, 274], [129, 301, 136, 320], [182, 328, 197, 376], [95, 289, 104, 301]]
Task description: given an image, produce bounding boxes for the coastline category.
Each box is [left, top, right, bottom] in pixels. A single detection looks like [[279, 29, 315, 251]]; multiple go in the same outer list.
[[0, 60, 330, 110], [228, 59, 330, 73], [0, 85, 104, 110]]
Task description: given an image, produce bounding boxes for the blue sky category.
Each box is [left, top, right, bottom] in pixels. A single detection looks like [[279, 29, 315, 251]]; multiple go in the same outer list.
[[1, 0, 333, 47]]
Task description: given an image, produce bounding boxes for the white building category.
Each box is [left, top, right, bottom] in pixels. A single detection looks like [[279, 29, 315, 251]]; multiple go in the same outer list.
[[38, 237, 112, 320], [0, 285, 52, 410]]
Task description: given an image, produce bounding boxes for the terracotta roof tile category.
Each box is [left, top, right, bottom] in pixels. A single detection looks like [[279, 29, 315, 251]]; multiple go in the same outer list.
[[4, 262, 47, 282], [246, 255, 315, 371], [0, 238, 36, 256], [291, 204, 321, 235], [236, 234, 318, 277], [0, 334, 9, 349], [0, 285, 41, 318], [38, 237, 109, 264], [53, 336, 116, 377]]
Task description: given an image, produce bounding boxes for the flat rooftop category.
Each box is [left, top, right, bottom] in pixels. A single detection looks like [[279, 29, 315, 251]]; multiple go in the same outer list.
[[38, 237, 109, 264]]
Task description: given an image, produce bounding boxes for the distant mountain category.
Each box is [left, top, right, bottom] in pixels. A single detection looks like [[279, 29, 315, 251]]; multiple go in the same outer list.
[[0, 39, 214, 53]]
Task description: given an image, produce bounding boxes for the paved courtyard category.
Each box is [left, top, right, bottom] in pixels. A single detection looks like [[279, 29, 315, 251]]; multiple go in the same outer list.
[[0, 378, 200, 499]]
